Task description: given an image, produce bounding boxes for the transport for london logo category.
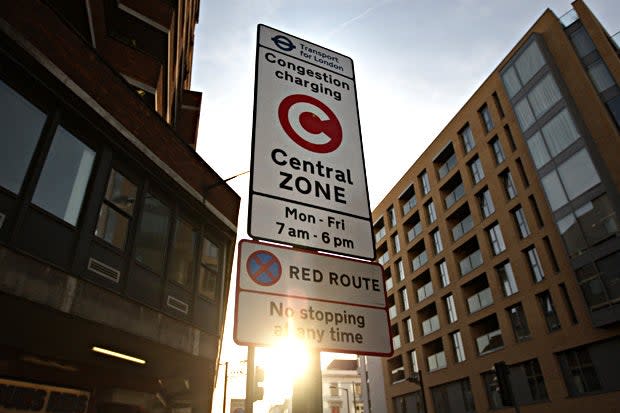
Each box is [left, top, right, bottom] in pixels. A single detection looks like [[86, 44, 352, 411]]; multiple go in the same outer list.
[[271, 35, 295, 52]]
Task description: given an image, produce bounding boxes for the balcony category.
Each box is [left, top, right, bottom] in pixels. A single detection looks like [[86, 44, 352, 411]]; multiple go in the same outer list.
[[459, 249, 483, 276], [417, 281, 434, 302], [412, 250, 428, 271], [422, 314, 440, 336], [427, 351, 447, 372], [452, 215, 474, 241], [444, 182, 465, 209], [392, 335, 401, 350], [375, 227, 386, 242], [389, 305, 397, 319], [378, 251, 390, 266], [437, 153, 457, 180], [407, 221, 423, 242], [385, 277, 394, 291], [467, 287, 493, 313], [402, 195, 417, 216], [476, 329, 504, 355]]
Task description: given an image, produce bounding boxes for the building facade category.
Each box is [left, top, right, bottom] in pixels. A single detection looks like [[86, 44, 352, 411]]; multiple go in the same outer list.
[[322, 359, 364, 413], [0, 1, 240, 412], [373, 1, 620, 412]]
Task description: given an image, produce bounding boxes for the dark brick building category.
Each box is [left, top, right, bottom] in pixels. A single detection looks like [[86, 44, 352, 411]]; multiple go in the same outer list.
[[0, 1, 240, 412]]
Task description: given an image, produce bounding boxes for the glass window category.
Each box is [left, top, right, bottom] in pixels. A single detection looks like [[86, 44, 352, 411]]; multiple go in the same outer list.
[[438, 260, 450, 287], [523, 359, 548, 401], [502, 66, 521, 98], [528, 74, 562, 118], [134, 193, 171, 274], [538, 291, 561, 331], [576, 195, 618, 246], [95, 169, 137, 250], [478, 189, 495, 218], [405, 317, 414, 342], [528, 132, 551, 168], [432, 229, 443, 254], [497, 261, 518, 296], [587, 60, 615, 93], [388, 206, 397, 227], [392, 233, 401, 253], [607, 95, 620, 128], [426, 201, 437, 224], [541, 109, 580, 158], [480, 104, 493, 132], [31, 125, 95, 225], [501, 170, 517, 200], [445, 294, 458, 323], [460, 125, 476, 153], [199, 237, 220, 300], [527, 247, 545, 283], [469, 157, 485, 184], [488, 223, 506, 255], [451, 331, 466, 362], [420, 171, 431, 195], [557, 149, 601, 201], [570, 27, 596, 57], [515, 41, 545, 85], [559, 347, 601, 396], [168, 217, 198, 287], [514, 97, 536, 130], [400, 287, 409, 311], [491, 137, 505, 164], [397, 259, 405, 281], [0, 79, 47, 194], [508, 304, 531, 341], [513, 206, 531, 238], [541, 170, 568, 211]]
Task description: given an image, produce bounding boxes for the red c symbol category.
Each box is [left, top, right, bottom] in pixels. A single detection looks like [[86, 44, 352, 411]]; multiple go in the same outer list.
[[278, 94, 343, 153]]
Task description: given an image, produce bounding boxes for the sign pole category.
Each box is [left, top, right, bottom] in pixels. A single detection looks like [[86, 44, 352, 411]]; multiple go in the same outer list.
[[292, 350, 322, 413], [245, 346, 255, 413]]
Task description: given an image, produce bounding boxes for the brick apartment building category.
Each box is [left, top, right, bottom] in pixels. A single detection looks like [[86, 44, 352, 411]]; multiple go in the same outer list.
[[0, 1, 239, 412], [372, 1, 620, 412]]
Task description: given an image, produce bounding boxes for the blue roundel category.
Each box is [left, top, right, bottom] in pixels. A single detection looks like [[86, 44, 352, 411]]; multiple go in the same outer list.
[[271, 35, 296, 52]]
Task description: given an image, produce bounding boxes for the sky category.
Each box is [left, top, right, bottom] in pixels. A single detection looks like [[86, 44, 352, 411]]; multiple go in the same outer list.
[[189, 0, 620, 411]]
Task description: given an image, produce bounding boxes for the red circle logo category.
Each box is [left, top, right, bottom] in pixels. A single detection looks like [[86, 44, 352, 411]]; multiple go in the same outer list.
[[246, 250, 282, 287], [278, 94, 343, 153]]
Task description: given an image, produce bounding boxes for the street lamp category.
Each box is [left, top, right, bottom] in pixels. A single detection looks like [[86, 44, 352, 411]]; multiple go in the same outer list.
[[329, 385, 351, 413]]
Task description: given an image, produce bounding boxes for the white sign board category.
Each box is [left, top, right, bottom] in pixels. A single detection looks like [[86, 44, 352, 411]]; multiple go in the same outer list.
[[234, 240, 392, 356], [249, 24, 374, 260]]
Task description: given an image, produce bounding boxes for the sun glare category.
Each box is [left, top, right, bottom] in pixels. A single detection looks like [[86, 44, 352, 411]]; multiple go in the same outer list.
[[260, 336, 311, 400]]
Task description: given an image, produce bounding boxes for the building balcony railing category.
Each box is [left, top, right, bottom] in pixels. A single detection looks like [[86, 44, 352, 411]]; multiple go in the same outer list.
[[476, 329, 504, 355], [412, 250, 428, 271], [422, 314, 440, 336], [389, 305, 397, 320], [392, 335, 401, 350], [407, 222, 423, 242], [375, 227, 386, 242], [437, 153, 457, 180], [452, 215, 474, 241], [402, 196, 417, 216], [391, 366, 405, 384], [417, 281, 434, 302], [459, 249, 483, 277], [378, 251, 390, 266], [427, 351, 447, 372], [444, 183, 465, 209], [385, 277, 394, 292], [467, 287, 493, 314]]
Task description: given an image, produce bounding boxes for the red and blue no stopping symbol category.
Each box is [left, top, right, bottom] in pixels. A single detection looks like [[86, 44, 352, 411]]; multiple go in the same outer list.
[[246, 250, 282, 286]]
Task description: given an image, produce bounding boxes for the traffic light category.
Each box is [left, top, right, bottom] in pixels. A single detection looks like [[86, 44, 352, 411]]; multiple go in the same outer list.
[[253, 366, 264, 401], [493, 362, 514, 406]]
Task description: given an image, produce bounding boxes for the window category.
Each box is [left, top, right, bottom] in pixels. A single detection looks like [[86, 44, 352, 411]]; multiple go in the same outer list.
[[445, 294, 458, 323], [426, 200, 437, 224], [514, 74, 562, 130], [558, 346, 601, 395], [497, 261, 518, 296], [411, 249, 428, 271], [479, 104, 493, 132], [95, 169, 137, 250], [526, 246, 545, 282], [487, 223, 506, 255], [459, 249, 483, 276], [570, 27, 596, 58], [404, 317, 414, 343], [168, 217, 198, 287], [400, 186, 417, 215], [469, 157, 485, 184], [490, 136, 505, 164], [31, 125, 95, 225], [587, 60, 615, 93], [607, 95, 620, 128], [523, 359, 548, 401], [392, 233, 401, 253], [501, 170, 517, 199], [507, 303, 531, 341], [438, 260, 450, 287], [422, 314, 440, 336], [557, 149, 601, 200], [397, 259, 405, 281], [374, 219, 386, 242], [409, 350, 419, 373], [427, 350, 447, 371], [417, 280, 433, 302], [391, 324, 401, 350], [513, 206, 530, 238], [538, 291, 561, 331], [400, 287, 410, 311], [452, 214, 474, 241], [388, 206, 397, 227], [134, 192, 171, 274], [388, 356, 405, 384], [432, 229, 443, 254], [420, 171, 431, 195], [432, 378, 475, 413], [575, 251, 620, 310], [0, 79, 47, 194], [477, 189, 495, 218], [460, 124, 476, 153], [451, 331, 466, 362], [515, 41, 546, 86]]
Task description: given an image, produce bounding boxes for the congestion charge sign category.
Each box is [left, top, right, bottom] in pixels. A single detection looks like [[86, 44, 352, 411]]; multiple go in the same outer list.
[[249, 24, 375, 260], [234, 240, 392, 356]]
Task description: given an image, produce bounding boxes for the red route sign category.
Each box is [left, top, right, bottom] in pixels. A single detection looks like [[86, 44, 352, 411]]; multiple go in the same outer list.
[[246, 250, 282, 287]]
